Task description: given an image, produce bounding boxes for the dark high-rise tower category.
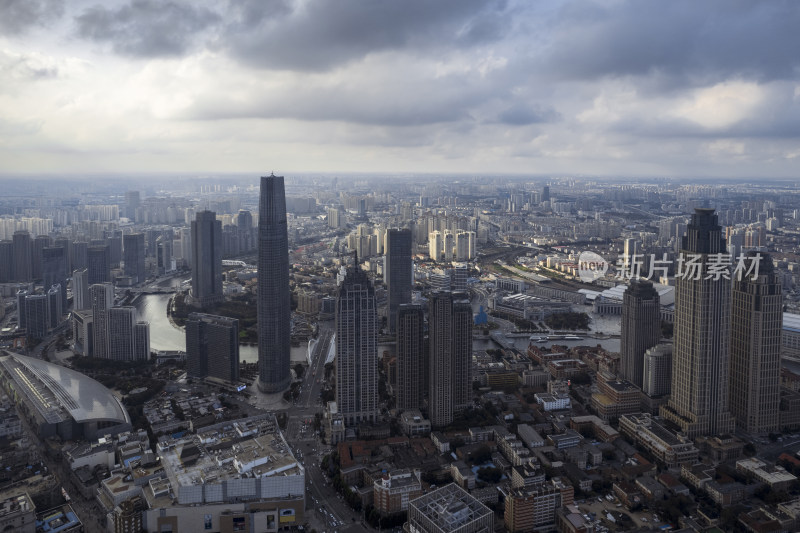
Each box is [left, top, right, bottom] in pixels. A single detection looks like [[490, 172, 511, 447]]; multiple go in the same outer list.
[[428, 292, 472, 428], [335, 263, 378, 424], [186, 313, 240, 384], [257, 175, 291, 393], [32, 234, 52, 280], [620, 279, 661, 388], [12, 230, 32, 282], [396, 303, 424, 411], [71, 241, 88, 271], [87, 244, 111, 284], [42, 246, 67, 315], [0, 240, 12, 282], [90, 283, 114, 359], [729, 252, 782, 436], [661, 208, 734, 437], [191, 211, 223, 307], [123, 233, 146, 285], [125, 190, 140, 221], [237, 210, 254, 253], [385, 228, 412, 333]]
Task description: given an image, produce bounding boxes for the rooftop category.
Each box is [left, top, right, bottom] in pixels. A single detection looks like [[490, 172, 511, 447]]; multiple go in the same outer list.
[[159, 420, 302, 492], [410, 483, 492, 531], [0, 493, 33, 518], [0, 352, 130, 425]]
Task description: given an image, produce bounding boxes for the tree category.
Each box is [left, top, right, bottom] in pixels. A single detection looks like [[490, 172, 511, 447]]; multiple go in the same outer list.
[[477, 466, 502, 483], [571, 372, 592, 385], [468, 445, 492, 466], [743, 443, 756, 457], [294, 363, 305, 379]]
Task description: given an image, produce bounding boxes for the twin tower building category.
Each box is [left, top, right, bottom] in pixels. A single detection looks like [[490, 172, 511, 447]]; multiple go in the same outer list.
[[622, 208, 782, 437]]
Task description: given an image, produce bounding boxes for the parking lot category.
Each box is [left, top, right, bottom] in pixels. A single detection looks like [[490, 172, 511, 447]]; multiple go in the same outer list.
[[575, 495, 664, 532]]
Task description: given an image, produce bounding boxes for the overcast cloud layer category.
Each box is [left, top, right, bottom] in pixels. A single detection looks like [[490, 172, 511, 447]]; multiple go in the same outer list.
[[0, 0, 799, 177]]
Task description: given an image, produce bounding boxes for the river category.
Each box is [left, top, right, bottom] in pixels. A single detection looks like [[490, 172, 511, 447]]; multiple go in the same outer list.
[[133, 293, 306, 363], [134, 280, 621, 363]]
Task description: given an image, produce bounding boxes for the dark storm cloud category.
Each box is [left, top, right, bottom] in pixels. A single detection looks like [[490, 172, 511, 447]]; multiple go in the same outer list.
[[0, 0, 64, 35], [497, 104, 560, 126], [221, 0, 510, 71], [74, 0, 221, 58], [543, 0, 800, 85]]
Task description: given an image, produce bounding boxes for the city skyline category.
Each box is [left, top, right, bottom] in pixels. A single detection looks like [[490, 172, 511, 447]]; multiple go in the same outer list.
[[1, 1, 799, 178], [3, 175, 800, 532]]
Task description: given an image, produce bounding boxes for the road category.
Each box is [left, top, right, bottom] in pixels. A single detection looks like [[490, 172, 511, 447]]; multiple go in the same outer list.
[[276, 325, 369, 531]]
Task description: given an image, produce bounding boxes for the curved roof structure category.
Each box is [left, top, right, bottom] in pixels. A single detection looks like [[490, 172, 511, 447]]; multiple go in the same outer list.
[[0, 352, 130, 425]]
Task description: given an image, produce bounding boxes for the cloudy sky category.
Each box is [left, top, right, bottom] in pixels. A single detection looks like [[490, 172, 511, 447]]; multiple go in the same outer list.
[[1, 0, 799, 178]]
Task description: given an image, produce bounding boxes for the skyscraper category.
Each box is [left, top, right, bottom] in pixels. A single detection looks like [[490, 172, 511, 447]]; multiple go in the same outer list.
[[47, 284, 62, 329], [17, 289, 28, 330], [87, 244, 111, 285], [385, 228, 412, 333], [109, 307, 137, 361], [42, 246, 67, 315], [428, 292, 472, 428], [191, 211, 223, 307], [0, 240, 12, 282], [24, 294, 49, 340], [643, 344, 673, 398], [186, 313, 240, 384], [429, 231, 442, 261], [257, 175, 291, 393], [620, 279, 661, 388], [123, 233, 146, 285], [661, 208, 735, 437], [622, 238, 641, 275], [125, 190, 140, 221], [237, 210, 254, 253], [134, 321, 150, 361], [71, 241, 88, 271], [32, 234, 52, 280], [396, 304, 424, 411], [90, 283, 115, 359], [157, 236, 172, 275], [729, 252, 782, 436], [335, 264, 378, 425], [72, 268, 90, 310], [12, 230, 32, 282]]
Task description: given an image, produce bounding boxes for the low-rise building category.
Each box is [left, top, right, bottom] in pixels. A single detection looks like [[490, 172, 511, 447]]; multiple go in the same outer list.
[[548, 430, 582, 450], [0, 493, 35, 533], [504, 484, 562, 533], [590, 372, 640, 422], [36, 503, 82, 533], [516, 424, 546, 449], [400, 410, 432, 437], [569, 415, 619, 443], [373, 469, 423, 514], [407, 483, 493, 533], [451, 461, 477, 490], [736, 457, 798, 491], [619, 413, 699, 467], [511, 463, 546, 489], [535, 393, 571, 411]]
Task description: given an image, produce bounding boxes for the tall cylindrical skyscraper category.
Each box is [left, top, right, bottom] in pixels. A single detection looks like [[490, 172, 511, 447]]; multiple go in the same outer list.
[[257, 174, 291, 393]]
